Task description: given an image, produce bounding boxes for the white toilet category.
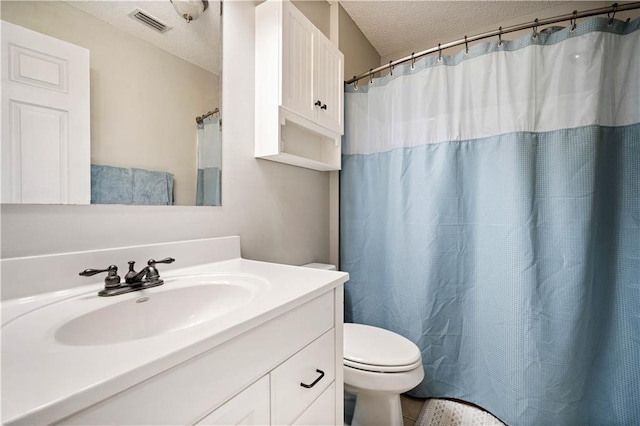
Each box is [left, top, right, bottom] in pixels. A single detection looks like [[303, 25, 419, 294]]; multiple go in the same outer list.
[[344, 323, 424, 426], [302, 264, 425, 426]]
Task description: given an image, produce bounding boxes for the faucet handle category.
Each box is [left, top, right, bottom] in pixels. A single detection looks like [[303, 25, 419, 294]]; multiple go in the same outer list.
[[147, 257, 175, 266], [79, 265, 121, 289], [145, 257, 175, 284]]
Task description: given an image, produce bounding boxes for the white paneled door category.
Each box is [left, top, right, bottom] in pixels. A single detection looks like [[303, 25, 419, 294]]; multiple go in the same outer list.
[[1, 20, 90, 204]]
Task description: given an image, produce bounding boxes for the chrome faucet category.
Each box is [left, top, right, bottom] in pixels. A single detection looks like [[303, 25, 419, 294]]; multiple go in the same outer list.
[[80, 257, 175, 297]]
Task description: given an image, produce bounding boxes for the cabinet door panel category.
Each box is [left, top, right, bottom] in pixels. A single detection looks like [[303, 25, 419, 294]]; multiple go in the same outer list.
[[292, 382, 336, 426], [281, 3, 315, 122], [314, 33, 343, 134], [196, 376, 270, 425]]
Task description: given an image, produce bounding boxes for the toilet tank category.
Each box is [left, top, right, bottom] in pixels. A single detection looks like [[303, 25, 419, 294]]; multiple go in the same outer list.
[[302, 263, 337, 271]]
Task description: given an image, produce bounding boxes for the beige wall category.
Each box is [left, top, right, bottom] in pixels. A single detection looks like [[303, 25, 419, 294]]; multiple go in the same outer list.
[[338, 4, 380, 81], [292, 0, 330, 39], [1, 1, 219, 206]]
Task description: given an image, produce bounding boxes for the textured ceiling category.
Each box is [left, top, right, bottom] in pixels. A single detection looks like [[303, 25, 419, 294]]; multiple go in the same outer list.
[[67, 0, 221, 75], [339, 1, 567, 57]]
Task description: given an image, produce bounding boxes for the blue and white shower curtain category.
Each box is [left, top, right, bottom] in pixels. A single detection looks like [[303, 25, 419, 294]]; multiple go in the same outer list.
[[341, 17, 639, 426]]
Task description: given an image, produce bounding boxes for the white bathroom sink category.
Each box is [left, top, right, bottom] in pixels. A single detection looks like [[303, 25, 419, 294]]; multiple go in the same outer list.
[[44, 274, 267, 346], [3, 274, 258, 346]]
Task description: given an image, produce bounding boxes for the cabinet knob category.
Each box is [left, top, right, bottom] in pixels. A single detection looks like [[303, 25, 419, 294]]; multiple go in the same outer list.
[[321, 103, 327, 110], [314, 100, 322, 107]]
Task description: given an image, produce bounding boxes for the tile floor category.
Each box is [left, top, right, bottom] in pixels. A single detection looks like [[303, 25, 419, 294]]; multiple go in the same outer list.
[[401, 394, 425, 426]]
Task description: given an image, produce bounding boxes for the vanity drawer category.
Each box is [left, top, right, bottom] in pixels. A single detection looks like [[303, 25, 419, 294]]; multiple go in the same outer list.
[[270, 328, 335, 425]]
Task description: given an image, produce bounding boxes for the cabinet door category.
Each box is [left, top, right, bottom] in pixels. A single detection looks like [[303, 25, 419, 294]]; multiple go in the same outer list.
[[314, 33, 344, 135], [196, 375, 270, 425], [292, 382, 336, 426], [281, 2, 315, 122]]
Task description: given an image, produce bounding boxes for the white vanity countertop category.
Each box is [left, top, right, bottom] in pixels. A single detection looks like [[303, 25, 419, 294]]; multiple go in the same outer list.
[[1, 257, 348, 425]]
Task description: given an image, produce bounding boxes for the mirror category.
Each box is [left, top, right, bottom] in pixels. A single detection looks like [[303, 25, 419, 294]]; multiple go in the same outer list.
[[1, 0, 221, 206]]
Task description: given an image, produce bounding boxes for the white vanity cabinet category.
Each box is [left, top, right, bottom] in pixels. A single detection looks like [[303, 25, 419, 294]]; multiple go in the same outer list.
[[255, 0, 344, 171], [56, 289, 344, 426]]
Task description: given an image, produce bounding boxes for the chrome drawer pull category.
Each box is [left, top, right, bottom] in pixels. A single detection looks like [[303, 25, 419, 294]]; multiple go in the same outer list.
[[300, 369, 325, 389]]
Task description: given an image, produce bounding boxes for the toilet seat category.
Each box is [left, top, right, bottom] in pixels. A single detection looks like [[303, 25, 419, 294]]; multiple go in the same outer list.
[[345, 358, 423, 373], [344, 323, 422, 373]]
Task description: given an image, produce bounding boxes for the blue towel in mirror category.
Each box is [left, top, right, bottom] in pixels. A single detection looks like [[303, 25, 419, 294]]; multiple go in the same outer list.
[[91, 165, 174, 205], [91, 165, 134, 204], [132, 168, 174, 205]]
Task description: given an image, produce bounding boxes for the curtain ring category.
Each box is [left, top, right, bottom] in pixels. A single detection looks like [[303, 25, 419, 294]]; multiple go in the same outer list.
[[389, 61, 394, 76], [532, 18, 539, 39], [570, 10, 578, 32], [353, 77, 358, 91], [411, 52, 415, 70], [438, 43, 442, 62], [464, 35, 469, 55], [369, 69, 373, 84], [608, 3, 618, 26], [498, 26, 503, 47]]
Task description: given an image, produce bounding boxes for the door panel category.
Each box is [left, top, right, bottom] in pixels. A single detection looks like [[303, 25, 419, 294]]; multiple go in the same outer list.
[[281, 3, 315, 122], [1, 20, 90, 204], [314, 33, 343, 134]]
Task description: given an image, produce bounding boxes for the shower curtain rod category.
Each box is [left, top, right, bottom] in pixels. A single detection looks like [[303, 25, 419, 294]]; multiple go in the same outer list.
[[196, 107, 219, 125], [346, 2, 640, 85]]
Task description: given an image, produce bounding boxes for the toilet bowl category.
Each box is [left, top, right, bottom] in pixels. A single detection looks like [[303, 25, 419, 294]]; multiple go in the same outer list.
[[344, 323, 424, 426], [301, 264, 424, 426]]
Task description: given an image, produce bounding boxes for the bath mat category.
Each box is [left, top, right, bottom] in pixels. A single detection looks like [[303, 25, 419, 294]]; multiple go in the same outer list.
[[416, 398, 506, 426]]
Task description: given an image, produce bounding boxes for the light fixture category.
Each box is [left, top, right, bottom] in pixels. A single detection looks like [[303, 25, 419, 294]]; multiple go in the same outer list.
[[170, 0, 209, 23]]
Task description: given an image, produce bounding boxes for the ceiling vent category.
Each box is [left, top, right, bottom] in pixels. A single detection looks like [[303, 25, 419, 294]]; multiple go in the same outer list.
[[128, 8, 172, 33]]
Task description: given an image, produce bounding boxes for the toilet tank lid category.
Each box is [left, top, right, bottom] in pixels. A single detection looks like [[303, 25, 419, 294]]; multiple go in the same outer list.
[[344, 323, 421, 367], [302, 263, 337, 271]]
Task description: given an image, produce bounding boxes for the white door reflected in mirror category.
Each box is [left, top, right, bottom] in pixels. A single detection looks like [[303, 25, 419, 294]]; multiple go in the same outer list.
[[1, 21, 90, 205]]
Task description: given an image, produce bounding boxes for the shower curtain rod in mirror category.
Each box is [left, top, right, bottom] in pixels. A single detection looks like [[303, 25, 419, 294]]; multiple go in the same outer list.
[[196, 107, 219, 125], [346, 1, 640, 86]]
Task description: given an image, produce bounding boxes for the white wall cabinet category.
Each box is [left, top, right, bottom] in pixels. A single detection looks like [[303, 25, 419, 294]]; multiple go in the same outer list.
[[56, 289, 344, 426], [255, 0, 344, 171]]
